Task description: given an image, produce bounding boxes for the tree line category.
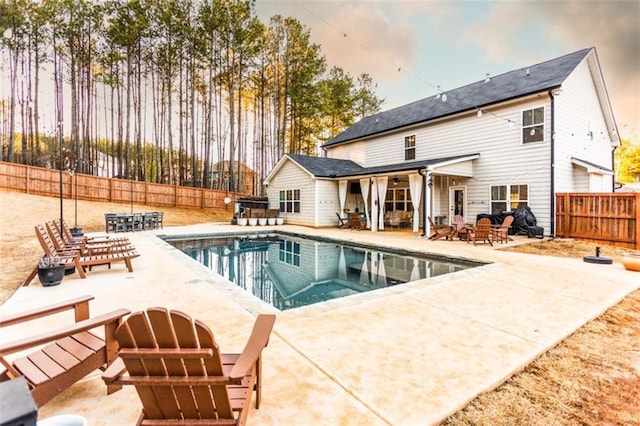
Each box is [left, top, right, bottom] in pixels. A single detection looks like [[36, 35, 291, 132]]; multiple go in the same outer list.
[[0, 0, 384, 194]]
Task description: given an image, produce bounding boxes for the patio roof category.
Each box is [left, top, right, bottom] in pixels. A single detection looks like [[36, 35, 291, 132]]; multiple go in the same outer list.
[[269, 152, 480, 181]]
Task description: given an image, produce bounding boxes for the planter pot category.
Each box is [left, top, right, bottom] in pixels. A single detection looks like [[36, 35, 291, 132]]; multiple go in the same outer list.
[[38, 265, 66, 287], [237, 218, 248, 226], [276, 218, 284, 225], [622, 253, 640, 272], [248, 218, 258, 226], [70, 227, 83, 237], [258, 218, 268, 226], [267, 218, 276, 225]]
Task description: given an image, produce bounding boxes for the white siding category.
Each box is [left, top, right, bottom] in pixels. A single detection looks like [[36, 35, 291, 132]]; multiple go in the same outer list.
[[327, 98, 553, 230], [554, 59, 615, 193], [266, 161, 315, 226], [316, 179, 341, 227]]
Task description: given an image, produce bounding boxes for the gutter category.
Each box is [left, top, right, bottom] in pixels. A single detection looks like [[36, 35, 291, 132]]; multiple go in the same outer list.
[[549, 90, 556, 236]]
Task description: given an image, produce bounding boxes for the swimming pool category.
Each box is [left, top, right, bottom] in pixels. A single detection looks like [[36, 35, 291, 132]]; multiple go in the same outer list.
[[166, 232, 479, 311]]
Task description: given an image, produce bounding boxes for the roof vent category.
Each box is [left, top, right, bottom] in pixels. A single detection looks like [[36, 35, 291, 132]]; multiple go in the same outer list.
[[526, 68, 530, 76], [484, 73, 490, 83]]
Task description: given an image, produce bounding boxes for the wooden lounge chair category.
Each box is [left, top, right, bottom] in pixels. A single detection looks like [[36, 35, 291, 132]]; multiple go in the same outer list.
[[467, 217, 493, 246], [428, 216, 455, 240], [0, 295, 130, 407], [336, 212, 348, 228], [102, 308, 276, 426], [24, 224, 140, 284], [349, 214, 363, 230], [46, 222, 134, 255], [491, 215, 514, 244]]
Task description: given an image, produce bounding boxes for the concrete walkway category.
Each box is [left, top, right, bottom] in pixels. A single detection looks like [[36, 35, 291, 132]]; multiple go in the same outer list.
[[1, 224, 637, 425]]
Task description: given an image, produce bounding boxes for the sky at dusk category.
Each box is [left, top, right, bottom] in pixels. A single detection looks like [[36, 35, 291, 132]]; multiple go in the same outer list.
[[255, 0, 640, 139]]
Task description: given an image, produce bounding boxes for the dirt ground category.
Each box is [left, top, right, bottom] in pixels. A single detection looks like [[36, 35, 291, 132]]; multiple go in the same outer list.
[[1, 190, 638, 424]]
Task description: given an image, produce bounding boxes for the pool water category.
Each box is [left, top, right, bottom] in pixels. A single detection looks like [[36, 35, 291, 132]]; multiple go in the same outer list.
[[167, 233, 477, 311]]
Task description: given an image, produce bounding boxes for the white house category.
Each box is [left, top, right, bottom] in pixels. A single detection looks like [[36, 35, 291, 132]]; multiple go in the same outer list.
[[264, 47, 620, 236]]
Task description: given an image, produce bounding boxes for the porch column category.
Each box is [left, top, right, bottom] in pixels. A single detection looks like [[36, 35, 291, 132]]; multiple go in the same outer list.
[[421, 169, 432, 237]]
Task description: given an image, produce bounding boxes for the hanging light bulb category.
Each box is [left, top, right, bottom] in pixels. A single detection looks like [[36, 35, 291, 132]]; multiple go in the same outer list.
[[392, 176, 399, 185], [508, 120, 515, 128], [477, 110, 483, 118], [530, 128, 536, 136]]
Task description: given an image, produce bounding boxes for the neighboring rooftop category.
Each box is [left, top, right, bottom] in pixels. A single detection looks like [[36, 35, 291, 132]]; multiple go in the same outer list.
[[324, 48, 592, 147]]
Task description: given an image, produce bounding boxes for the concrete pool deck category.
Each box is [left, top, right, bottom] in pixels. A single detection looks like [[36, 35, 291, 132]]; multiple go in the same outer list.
[[1, 223, 638, 425]]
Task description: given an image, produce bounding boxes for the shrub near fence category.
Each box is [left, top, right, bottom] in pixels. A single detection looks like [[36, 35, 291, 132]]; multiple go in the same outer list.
[[0, 161, 247, 211], [556, 192, 640, 250]]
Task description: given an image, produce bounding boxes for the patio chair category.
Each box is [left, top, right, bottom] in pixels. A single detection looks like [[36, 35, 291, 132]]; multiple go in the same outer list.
[[428, 216, 455, 240], [46, 222, 134, 255], [28, 224, 140, 282], [491, 215, 514, 244], [0, 295, 130, 407], [336, 212, 348, 228], [102, 308, 276, 426], [451, 215, 467, 240], [349, 214, 363, 230], [467, 217, 493, 246], [57, 219, 130, 246]]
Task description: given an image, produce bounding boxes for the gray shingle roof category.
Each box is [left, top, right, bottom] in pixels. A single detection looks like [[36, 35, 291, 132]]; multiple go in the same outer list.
[[286, 153, 479, 178], [324, 48, 592, 147]]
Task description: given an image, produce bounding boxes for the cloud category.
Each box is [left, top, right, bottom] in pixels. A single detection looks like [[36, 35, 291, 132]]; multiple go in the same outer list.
[[461, 0, 640, 135]]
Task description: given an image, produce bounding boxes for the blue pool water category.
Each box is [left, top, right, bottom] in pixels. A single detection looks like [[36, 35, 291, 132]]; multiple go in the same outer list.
[[166, 232, 479, 311]]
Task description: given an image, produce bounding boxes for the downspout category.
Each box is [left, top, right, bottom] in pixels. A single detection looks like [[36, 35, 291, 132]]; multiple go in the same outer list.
[[549, 90, 556, 236]]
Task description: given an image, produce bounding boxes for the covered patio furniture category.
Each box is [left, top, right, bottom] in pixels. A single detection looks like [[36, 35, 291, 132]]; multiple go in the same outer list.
[[428, 216, 455, 240], [0, 295, 129, 407], [102, 308, 276, 426], [467, 217, 493, 246]]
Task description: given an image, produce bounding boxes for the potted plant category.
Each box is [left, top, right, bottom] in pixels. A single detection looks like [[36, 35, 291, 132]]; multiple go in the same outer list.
[[37, 254, 66, 287]]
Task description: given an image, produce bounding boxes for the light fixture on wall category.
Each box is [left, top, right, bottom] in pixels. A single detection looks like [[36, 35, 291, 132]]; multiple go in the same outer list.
[[392, 176, 399, 185]]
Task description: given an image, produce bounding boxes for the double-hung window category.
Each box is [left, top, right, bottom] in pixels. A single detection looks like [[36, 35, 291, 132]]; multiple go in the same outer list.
[[404, 135, 416, 160], [279, 240, 300, 266], [490, 184, 528, 214], [522, 107, 544, 143], [279, 189, 300, 213]]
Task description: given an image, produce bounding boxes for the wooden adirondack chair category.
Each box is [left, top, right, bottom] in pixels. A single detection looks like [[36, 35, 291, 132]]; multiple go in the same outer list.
[[349, 214, 363, 230], [467, 217, 493, 246], [336, 213, 348, 228], [428, 216, 455, 240], [102, 308, 276, 426], [0, 295, 130, 407], [491, 215, 514, 244]]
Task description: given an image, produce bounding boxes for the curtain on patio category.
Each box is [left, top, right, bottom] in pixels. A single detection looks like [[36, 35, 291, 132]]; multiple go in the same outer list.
[[376, 177, 388, 230], [408, 173, 422, 232], [360, 178, 371, 229], [338, 180, 348, 218]]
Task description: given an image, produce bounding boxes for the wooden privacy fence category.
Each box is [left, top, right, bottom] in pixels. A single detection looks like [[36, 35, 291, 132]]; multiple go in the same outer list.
[[556, 193, 640, 250], [0, 161, 247, 210]]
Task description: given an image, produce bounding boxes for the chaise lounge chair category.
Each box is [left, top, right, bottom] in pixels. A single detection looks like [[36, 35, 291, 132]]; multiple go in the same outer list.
[[0, 295, 130, 407], [102, 308, 276, 426]]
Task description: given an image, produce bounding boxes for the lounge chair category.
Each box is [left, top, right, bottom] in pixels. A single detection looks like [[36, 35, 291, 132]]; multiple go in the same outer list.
[[336, 212, 348, 228], [102, 308, 276, 426], [46, 221, 134, 255], [467, 217, 493, 246], [26, 224, 140, 283], [0, 295, 130, 407], [491, 215, 514, 244], [428, 216, 455, 240]]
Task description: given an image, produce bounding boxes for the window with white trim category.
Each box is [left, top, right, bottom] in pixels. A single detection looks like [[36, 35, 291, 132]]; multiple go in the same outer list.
[[404, 135, 416, 160], [490, 184, 528, 215], [522, 107, 544, 143], [279, 189, 300, 213]]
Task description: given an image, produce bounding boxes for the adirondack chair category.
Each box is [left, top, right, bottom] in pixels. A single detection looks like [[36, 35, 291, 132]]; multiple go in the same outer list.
[[102, 308, 276, 426], [428, 216, 455, 240], [336, 212, 348, 228], [349, 214, 363, 230], [24, 224, 140, 285], [0, 295, 130, 407], [467, 217, 493, 246], [451, 215, 467, 240], [491, 215, 514, 244]]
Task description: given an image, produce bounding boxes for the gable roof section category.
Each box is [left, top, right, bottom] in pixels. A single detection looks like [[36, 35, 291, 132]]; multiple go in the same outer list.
[[325, 48, 593, 147], [265, 153, 479, 182], [571, 157, 614, 175]]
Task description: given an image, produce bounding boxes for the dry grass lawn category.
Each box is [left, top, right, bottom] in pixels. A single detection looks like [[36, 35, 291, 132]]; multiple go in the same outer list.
[[1, 190, 638, 424]]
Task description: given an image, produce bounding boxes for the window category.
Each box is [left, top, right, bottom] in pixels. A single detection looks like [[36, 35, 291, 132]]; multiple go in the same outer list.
[[522, 107, 544, 143], [385, 188, 413, 212], [279, 189, 300, 213], [279, 240, 300, 266], [490, 184, 529, 215], [404, 135, 416, 160]]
